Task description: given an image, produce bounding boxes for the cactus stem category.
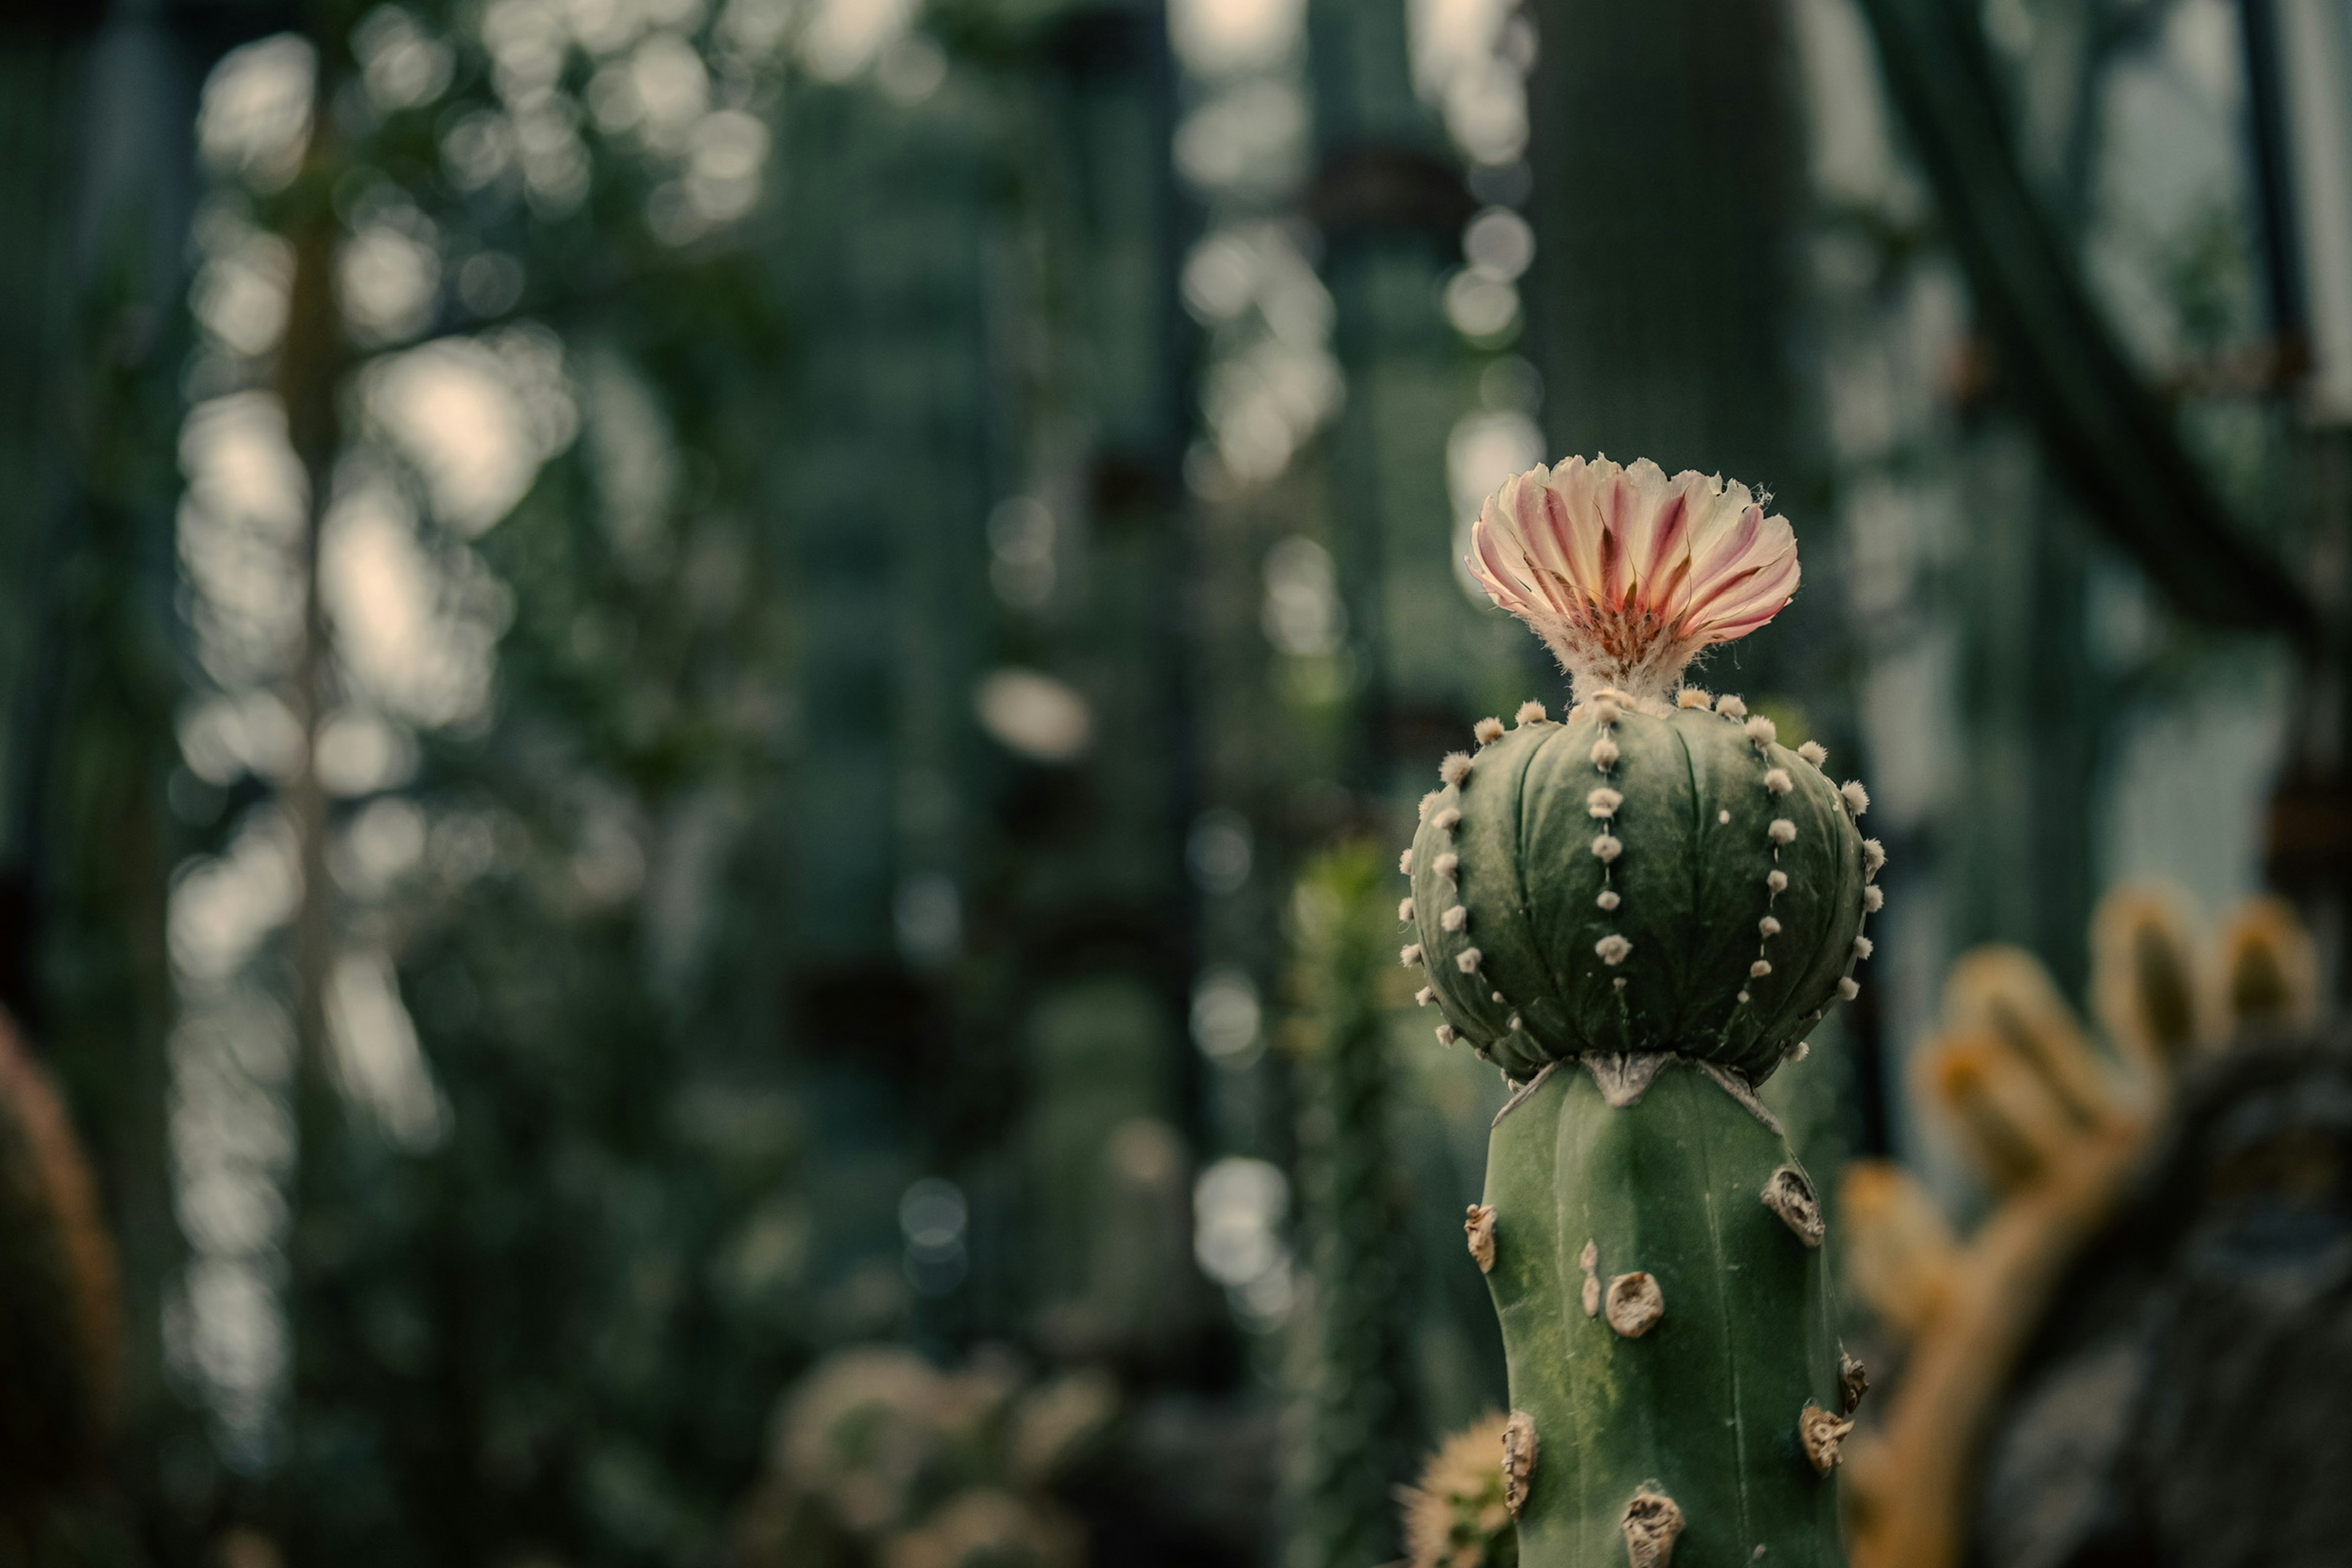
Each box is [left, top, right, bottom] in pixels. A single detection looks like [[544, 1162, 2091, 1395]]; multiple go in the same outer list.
[[1605, 1272, 1666, 1336], [1798, 739, 1828, 767], [1465, 1204, 1497, 1271], [1762, 1164, 1827, 1246], [1799, 1404, 1854, 1474], [1516, 699, 1549, 725], [1493, 1060, 1562, 1126], [1441, 752, 1473, 786], [1476, 717, 1506, 745], [1621, 1492, 1686, 1568], [1502, 1413, 1539, 1518]]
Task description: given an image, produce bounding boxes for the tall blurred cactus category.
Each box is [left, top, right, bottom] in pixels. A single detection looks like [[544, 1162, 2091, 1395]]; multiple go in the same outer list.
[[1288, 843, 1421, 1567], [0, 1014, 119, 1526], [1399, 460, 1871, 1567]]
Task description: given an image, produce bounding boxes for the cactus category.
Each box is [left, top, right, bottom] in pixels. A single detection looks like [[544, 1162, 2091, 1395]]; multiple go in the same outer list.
[[1404, 458, 1872, 1567]]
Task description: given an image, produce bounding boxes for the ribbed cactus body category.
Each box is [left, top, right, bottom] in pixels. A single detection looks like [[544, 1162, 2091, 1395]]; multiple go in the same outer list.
[[1482, 1064, 1845, 1566], [1407, 699, 1869, 1084]]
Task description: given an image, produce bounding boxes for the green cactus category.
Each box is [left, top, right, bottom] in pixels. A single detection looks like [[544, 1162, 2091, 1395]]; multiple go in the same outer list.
[[1403, 695, 1874, 1084], [1407, 457, 1877, 1567]]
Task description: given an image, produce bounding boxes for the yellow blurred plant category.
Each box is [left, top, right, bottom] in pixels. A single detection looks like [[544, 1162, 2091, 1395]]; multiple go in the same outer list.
[[1838, 888, 2316, 1568], [1398, 1412, 1517, 1568]]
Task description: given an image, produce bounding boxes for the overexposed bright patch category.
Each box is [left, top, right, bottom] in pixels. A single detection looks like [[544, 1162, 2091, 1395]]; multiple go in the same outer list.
[[1447, 409, 1543, 603], [361, 326, 577, 534], [974, 668, 1093, 763], [198, 34, 315, 189], [314, 709, 420, 796], [1168, 0, 1305, 76], [1193, 1154, 1290, 1327], [582, 352, 678, 565], [1408, 0, 1531, 163], [798, 0, 914, 80], [1443, 269, 1520, 339], [1463, 206, 1534, 281], [355, 6, 456, 111], [1189, 967, 1262, 1066], [687, 109, 769, 221], [1261, 535, 1346, 656], [177, 691, 304, 785], [322, 482, 500, 726], [179, 393, 309, 684], [1174, 78, 1310, 193], [170, 810, 301, 986], [328, 950, 449, 1151], [192, 230, 295, 358], [341, 224, 442, 344]]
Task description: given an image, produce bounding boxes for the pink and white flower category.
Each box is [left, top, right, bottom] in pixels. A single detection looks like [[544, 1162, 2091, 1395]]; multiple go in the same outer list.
[[1466, 456, 1800, 702]]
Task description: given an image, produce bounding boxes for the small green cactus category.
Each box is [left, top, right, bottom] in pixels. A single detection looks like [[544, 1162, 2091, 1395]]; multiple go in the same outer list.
[[1404, 457, 1875, 1567]]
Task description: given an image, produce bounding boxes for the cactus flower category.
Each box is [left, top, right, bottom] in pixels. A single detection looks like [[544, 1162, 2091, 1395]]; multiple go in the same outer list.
[[1466, 456, 1799, 703]]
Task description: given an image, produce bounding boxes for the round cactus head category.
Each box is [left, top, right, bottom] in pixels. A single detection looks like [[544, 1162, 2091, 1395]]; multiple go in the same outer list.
[[1404, 458, 1878, 1085]]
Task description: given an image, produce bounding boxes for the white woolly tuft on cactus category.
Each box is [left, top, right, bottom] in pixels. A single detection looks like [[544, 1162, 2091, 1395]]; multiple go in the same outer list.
[[1464, 456, 1800, 703]]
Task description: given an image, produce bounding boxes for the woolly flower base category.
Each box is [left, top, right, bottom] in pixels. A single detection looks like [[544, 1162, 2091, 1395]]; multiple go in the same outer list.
[[1467, 456, 1799, 704]]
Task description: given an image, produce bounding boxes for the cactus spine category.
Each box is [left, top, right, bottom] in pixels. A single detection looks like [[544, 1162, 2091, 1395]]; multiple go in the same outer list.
[[1411, 457, 1874, 1567]]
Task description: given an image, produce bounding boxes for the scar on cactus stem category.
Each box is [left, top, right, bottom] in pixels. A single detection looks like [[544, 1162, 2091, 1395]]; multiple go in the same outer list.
[[1620, 1492, 1685, 1568], [1501, 1412, 1539, 1518], [1421, 456, 1864, 1568], [1464, 1205, 1496, 1273], [1604, 1272, 1665, 1338]]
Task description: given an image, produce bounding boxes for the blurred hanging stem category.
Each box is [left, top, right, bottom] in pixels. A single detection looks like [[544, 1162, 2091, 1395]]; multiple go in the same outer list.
[[273, 83, 345, 1474]]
